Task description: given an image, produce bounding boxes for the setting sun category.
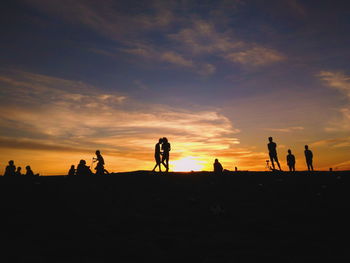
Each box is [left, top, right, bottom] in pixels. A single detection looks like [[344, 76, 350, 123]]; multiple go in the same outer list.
[[171, 156, 205, 172]]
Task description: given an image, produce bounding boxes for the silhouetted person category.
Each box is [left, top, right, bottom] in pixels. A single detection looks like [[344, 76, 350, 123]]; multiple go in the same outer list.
[[15, 167, 22, 176], [4, 160, 16, 176], [68, 165, 75, 176], [161, 137, 171, 172], [304, 145, 314, 171], [267, 137, 281, 171], [94, 150, 105, 176], [25, 165, 38, 176], [286, 149, 295, 172], [76, 160, 92, 176], [152, 138, 163, 172], [214, 159, 223, 174]]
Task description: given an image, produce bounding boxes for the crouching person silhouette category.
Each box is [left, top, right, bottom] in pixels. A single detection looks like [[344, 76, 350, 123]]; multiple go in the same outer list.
[[213, 159, 223, 174], [25, 166, 39, 176], [76, 160, 92, 176], [4, 160, 16, 176]]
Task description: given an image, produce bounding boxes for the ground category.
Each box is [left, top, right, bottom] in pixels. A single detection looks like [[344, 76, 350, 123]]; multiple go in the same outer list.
[[1, 171, 349, 262]]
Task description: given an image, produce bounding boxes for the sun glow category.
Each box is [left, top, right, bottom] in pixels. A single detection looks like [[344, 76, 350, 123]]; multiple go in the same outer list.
[[171, 156, 205, 172]]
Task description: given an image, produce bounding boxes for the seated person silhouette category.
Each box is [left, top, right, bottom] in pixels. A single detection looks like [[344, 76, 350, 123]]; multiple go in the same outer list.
[[161, 137, 171, 172], [4, 160, 16, 176], [94, 150, 105, 176], [152, 138, 163, 172], [304, 145, 314, 171], [76, 160, 92, 176], [68, 165, 75, 176], [213, 159, 223, 174], [15, 167, 22, 176], [267, 137, 282, 171], [286, 149, 295, 172], [25, 165, 38, 176]]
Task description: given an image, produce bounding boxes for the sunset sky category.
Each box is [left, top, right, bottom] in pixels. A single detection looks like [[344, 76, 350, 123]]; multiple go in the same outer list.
[[1, 0, 350, 174]]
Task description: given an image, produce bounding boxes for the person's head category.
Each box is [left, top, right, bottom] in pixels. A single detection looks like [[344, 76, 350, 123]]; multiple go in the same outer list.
[[305, 145, 309, 150], [288, 149, 291, 154], [26, 165, 31, 170], [268, 137, 273, 142], [70, 165, 75, 169], [215, 158, 219, 163], [163, 137, 168, 143], [96, 150, 100, 155], [159, 138, 163, 143], [17, 167, 21, 171], [9, 160, 14, 165], [79, 160, 86, 165]]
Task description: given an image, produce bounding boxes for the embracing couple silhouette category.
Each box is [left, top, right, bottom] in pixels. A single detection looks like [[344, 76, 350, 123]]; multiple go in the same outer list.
[[152, 137, 171, 172]]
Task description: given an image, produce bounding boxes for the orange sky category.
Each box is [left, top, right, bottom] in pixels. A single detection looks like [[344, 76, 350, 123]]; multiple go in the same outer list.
[[1, 1, 350, 174]]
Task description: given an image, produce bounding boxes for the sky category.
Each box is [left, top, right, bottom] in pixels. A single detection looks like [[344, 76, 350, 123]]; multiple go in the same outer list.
[[1, 0, 350, 174]]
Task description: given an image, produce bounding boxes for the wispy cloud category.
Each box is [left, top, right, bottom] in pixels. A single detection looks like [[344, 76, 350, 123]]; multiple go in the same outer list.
[[225, 47, 285, 66], [311, 136, 350, 148], [0, 71, 248, 172], [24, 0, 285, 73], [264, 126, 304, 133], [319, 71, 350, 131]]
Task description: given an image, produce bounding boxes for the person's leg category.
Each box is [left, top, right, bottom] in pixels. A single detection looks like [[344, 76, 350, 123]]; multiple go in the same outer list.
[[165, 156, 169, 172], [275, 156, 281, 170], [270, 154, 275, 170]]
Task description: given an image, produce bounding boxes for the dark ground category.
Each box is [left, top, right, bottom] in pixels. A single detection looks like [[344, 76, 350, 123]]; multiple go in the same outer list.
[[1, 171, 350, 262]]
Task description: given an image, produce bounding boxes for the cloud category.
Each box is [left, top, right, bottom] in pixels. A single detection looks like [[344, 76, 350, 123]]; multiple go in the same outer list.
[[169, 20, 243, 54], [169, 20, 285, 67], [122, 43, 215, 75], [225, 47, 285, 66], [319, 71, 350, 98], [319, 71, 350, 131], [264, 126, 304, 133], [0, 71, 245, 172], [311, 137, 350, 148], [24, 1, 285, 73]]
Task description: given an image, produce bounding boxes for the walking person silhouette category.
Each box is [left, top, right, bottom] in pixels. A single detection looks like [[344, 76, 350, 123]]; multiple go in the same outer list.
[[161, 137, 171, 172], [286, 149, 295, 172], [267, 137, 282, 171], [304, 145, 314, 171], [152, 138, 163, 172]]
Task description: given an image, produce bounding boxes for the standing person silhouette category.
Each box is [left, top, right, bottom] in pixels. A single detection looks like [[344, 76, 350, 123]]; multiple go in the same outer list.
[[286, 149, 295, 172], [267, 137, 281, 171], [304, 145, 314, 171], [152, 138, 163, 172], [94, 150, 105, 176], [4, 160, 16, 176], [161, 137, 171, 172]]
